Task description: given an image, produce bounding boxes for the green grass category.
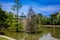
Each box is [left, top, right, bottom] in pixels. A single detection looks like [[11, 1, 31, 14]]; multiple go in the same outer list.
[[0, 37, 8, 40]]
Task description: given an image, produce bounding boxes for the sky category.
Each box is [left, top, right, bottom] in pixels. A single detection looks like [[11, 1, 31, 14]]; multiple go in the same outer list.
[[0, 0, 60, 16]]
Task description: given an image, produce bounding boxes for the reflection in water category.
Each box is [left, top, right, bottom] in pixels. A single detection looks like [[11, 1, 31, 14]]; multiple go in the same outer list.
[[50, 27, 60, 39], [39, 33, 58, 40], [4, 27, 60, 40], [23, 33, 42, 40]]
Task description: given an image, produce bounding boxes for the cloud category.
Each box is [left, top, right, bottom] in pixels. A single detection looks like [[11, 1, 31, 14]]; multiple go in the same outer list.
[[34, 5, 60, 16], [19, 5, 29, 16], [38, 5, 60, 12], [18, 4, 60, 16], [1, 2, 14, 12], [0, 0, 60, 16], [34, 5, 60, 13]]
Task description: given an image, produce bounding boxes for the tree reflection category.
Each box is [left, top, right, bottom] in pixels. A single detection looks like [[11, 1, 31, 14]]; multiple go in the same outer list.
[[50, 27, 60, 39], [24, 33, 42, 40]]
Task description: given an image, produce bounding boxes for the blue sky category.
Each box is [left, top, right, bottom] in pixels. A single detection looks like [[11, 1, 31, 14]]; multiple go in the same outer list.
[[0, 0, 60, 16]]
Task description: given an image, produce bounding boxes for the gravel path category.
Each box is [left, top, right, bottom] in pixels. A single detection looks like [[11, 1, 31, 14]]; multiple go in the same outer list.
[[0, 35, 16, 40]]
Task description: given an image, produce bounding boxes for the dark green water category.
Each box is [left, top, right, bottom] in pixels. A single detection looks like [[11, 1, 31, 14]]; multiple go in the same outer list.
[[4, 27, 60, 40]]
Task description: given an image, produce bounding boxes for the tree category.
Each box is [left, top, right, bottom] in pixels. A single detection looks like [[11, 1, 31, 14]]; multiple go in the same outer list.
[[12, 0, 22, 32], [0, 8, 10, 30], [7, 12, 17, 30], [26, 7, 39, 33], [50, 12, 60, 25], [37, 13, 43, 25]]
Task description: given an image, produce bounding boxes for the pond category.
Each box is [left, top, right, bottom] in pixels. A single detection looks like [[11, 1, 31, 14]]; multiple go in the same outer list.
[[4, 27, 60, 40]]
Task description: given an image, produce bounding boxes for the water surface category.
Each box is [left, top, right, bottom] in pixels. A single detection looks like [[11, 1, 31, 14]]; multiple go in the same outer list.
[[4, 27, 60, 40]]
